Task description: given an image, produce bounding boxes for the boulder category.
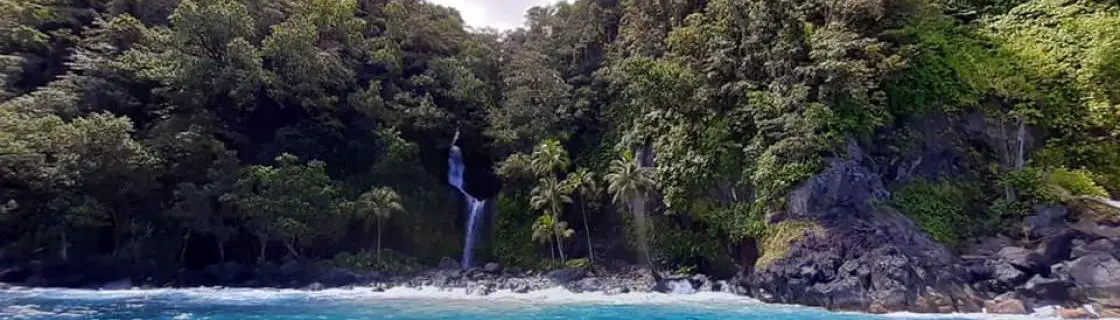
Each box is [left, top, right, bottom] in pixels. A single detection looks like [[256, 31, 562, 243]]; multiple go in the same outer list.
[[1058, 307, 1099, 319], [483, 263, 501, 274], [1019, 275, 1071, 303], [1067, 253, 1120, 302], [546, 268, 585, 284], [304, 282, 324, 291], [984, 297, 1031, 314], [571, 277, 602, 293], [1025, 206, 1070, 239], [465, 282, 495, 296], [605, 286, 630, 295], [1072, 239, 1116, 260], [1093, 299, 1120, 318], [437, 257, 459, 270], [994, 262, 1030, 287], [997, 247, 1045, 274]]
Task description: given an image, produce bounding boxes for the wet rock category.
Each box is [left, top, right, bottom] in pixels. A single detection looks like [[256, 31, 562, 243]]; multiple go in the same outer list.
[[466, 282, 495, 296], [1058, 307, 1099, 319], [984, 297, 1031, 314], [1019, 275, 1071, 303], [1067, 253, 1120, 303], [1093, 299, 1120, 318], [997, 247, 1044, 274], [546, 268, 585, 284], [994, 262, 1030, 287], [512, 283, 530, 293], [571, 277, 602, 293], [1072, 239, 1116, 260], [605, 286, 629, 295], [304, 282, 324, 291], [483, 263, 501, 274], [437, 257, 459, 270], [868, 302, 889, 314]]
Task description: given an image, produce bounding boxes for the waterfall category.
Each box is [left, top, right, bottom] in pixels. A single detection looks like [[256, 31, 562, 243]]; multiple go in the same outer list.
[[448, 140, 486, 269]]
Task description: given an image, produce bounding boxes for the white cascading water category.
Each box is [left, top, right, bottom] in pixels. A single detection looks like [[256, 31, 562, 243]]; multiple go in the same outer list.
[[448, 132, 486, 269]]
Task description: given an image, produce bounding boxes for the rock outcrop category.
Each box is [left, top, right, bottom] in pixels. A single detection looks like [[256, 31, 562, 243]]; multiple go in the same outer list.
[[742, 141, 982, 313]]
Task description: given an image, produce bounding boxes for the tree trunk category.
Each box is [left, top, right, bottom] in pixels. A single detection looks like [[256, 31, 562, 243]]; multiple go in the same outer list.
[[217, 238, 226, 263], [580, 202, 594, 264], [1015, 116, 1026, 170], [284, 240, 300, 258], [179, 230, 192, 266], [552, 204, 566, 263], [60, 228, 69, 262], [257, 234, 268, 262], [376, 218, 383, 261]]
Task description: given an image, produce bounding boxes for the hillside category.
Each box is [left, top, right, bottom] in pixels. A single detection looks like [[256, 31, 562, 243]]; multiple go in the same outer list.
[[1, 0, 1119, 315]]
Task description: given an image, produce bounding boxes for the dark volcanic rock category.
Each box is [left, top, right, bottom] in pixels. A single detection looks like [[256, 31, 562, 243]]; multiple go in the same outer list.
[[993, 262, 1030, 287], [1024, 205, 1070, 239], [1072, 239, 1116, 260], [483, 263, 501, 274], [745, 141, 979, 313], [984, 297, 1031, 314], [997, 247, 1045, 274], [546, 268, 585, 284], [1067, 253, 1120, 302], [1018, 275, 1072, 303]]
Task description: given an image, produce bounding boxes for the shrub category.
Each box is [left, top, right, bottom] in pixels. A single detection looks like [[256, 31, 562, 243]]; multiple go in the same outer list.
[[893, 179, 971, 245], [1047, 167, 1109, 198], [565, 258, 590, 269], [755, 220, 822, 268]]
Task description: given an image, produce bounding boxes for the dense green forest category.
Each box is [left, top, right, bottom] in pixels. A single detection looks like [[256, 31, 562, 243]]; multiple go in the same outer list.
[[2, 0, 1118, 278]]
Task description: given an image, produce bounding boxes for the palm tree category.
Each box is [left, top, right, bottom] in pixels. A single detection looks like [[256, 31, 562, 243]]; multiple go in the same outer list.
[[530, 176, 572, 262], [605, 152, 655, 208], [530, 139, 570, 177], [604, 151, 656, 267], [532, 213, 556, 260], [356, 186, 404, 259], [565, 167, 601, 264]]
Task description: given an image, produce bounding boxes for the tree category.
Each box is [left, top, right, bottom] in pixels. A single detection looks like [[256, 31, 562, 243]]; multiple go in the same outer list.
[[530, 139, 570, 177], [605, 151, 657, 267], [530, 176, 573, 262], [531, 213, 557, 260], [564, 167, 601, 263], [355, 186, 404, 259], [605, 152, 655, 209]]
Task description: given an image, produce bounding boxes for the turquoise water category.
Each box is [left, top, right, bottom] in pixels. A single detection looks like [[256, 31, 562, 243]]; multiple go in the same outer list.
[[0, 287, 1014, 320]]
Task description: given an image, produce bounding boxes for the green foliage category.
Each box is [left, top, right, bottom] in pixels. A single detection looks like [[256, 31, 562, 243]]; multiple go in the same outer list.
[[1047, 168, 1109, 199], [892, 179, 975, 245], [493, 193, 542, 269], [756, 221, 822, 268], [565, 258, 590, 269]]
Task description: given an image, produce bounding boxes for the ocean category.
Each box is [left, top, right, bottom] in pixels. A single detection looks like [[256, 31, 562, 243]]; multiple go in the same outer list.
[[0, 286, 1057, 320]]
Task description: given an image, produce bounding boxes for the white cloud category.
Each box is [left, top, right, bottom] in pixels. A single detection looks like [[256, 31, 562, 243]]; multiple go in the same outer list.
[[426, 0, 556, 30]]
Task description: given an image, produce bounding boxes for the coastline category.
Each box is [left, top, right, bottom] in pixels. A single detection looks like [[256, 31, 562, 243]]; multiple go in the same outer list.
[[0, 282, 1105, 320], [0, 261, 1112, 319]]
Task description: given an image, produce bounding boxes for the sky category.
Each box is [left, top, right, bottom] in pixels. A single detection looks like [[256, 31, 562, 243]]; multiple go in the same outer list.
[[427, 0, 557, 30]]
